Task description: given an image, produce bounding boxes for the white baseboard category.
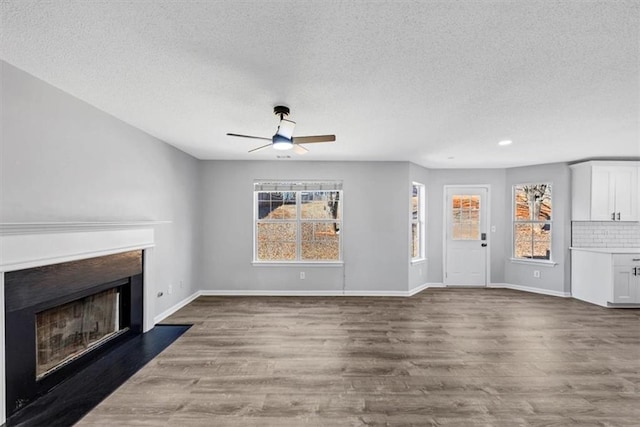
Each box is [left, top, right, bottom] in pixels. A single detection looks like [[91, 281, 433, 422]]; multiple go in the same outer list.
[[154, 283, 571, 323], [199, 289, 344, 297], [153, 291, 201, 324], [197, 284, 439, 298], [425, 282, 446, 288], [202, 289, 413, 297], [344, 290, 410, 297], [408, 283, 428, 296], [408, 282, 434, 296], [488, 283, 571, 298]]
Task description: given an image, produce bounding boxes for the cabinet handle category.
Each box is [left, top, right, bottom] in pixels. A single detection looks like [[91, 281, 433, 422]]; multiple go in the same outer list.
[[634, 268, 638, 276], [617, 212, 621, 220], [633, 259, 640, 262], [612, 212, 616, 220]]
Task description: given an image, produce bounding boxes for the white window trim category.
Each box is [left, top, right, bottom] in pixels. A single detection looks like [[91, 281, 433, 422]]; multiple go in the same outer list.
[[411, 182, 426, 262], [512, 182, 553, 262], [251, 261, 344, 267], [253, 186, 343, 264], [509, 258, 557, 267]]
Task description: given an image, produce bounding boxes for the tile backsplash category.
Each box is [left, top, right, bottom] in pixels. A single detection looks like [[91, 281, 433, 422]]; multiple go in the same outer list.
[[572, 221, 640, 248]]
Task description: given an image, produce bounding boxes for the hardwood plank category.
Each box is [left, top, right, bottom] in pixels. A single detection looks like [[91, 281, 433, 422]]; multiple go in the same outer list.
[[77, 289, 640, 426]]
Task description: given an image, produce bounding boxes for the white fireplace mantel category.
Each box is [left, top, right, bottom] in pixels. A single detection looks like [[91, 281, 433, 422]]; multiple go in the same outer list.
[[0, 221, 167, 424]]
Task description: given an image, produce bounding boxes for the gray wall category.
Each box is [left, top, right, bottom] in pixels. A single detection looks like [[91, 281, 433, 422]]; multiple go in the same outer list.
[[0, 61, 201, 315], [426, 169, 507, 284], [504, 163, 571, 294], [0, 59, 575, 300], [199, 160, 410, 293], [408, 162, 429, 291]]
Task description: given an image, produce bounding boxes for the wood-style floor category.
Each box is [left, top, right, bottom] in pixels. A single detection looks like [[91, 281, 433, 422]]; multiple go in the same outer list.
[[77, 289, 640, 426]]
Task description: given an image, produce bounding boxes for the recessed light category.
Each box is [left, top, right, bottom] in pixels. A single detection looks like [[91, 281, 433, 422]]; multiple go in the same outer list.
[[498, 140, 513, 146]]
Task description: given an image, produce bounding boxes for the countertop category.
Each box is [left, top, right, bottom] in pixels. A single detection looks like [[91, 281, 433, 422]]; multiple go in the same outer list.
[[570, 247, 640, 254]]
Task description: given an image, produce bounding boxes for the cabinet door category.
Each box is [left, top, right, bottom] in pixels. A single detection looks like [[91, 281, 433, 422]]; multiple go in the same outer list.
[[612, 167, 638, 221], [612, 266, 636, 303], [591, 168, 616, 221]]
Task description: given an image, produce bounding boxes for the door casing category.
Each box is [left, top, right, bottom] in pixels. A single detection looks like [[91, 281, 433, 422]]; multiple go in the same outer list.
[[442, 185, 491, 286]]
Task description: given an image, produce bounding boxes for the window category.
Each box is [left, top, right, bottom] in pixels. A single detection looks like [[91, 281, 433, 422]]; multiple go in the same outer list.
[[254, 181, 342, 262], [411, 183, 425, 260], [513, 184, 552, 260]]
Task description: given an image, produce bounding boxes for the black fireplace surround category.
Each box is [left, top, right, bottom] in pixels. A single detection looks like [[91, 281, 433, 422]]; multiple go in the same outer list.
[[4, 250, 144, 417]]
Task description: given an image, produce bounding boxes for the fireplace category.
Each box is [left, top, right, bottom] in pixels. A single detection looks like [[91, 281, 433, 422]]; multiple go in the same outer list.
[[4, 250, 144, 417], [35, 287, 124, 379]]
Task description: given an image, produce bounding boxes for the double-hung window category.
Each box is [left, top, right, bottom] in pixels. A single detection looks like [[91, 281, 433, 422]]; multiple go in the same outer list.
[[513, 183, 552, 260], [411, 182, 425, 260], [254, 181, 342, 262]]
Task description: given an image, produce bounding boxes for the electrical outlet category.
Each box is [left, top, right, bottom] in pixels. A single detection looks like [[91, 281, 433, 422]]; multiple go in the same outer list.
[[533, 270, 540, 278], [168, 284, 173, 294], [491, 225, 496, 232], [300, 272, 305, 280]]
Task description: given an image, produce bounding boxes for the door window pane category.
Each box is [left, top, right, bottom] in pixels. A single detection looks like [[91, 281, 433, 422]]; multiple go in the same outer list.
[[452, 195, 480, 240]]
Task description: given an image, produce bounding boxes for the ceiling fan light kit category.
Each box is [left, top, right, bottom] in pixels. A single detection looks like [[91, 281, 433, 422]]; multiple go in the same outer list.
[[227, 105, 336, 154], [272, 134, 294, 150]]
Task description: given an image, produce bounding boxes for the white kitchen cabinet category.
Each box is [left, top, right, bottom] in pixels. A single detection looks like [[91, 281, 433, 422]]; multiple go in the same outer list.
[[612, 254, 640, 303], [570, 161, 639, 221], [612, 266, 637, 303], [571, 248, 640, 307]]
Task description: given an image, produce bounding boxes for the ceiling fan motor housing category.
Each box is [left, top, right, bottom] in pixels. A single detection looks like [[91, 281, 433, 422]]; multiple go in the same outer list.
[[273, 105, 290, 118]]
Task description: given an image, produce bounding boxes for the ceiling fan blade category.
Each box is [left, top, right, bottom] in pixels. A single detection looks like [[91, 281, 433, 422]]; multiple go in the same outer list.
[[248, 143, 272, 153], [292, 135, 336, 144], [227, 133, 271, 141], [292, 144, 309, 155], [276, 119, 296, 139]]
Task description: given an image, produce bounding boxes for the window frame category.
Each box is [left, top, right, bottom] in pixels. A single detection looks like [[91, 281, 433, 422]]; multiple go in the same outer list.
[[411, 182, 426, 262], [253, 187, 343, 264], [511, 182, 553, 263]]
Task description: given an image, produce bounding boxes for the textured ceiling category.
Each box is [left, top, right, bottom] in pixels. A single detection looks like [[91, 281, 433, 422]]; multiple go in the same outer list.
[[1, 1, 638, 168]]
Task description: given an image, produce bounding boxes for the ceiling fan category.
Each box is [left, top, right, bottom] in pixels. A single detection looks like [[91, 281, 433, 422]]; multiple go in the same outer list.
[[227, 106, 336, 154]]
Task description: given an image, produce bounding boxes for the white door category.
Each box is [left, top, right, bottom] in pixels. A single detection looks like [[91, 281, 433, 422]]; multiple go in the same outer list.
[[444, 187, 488, 286]]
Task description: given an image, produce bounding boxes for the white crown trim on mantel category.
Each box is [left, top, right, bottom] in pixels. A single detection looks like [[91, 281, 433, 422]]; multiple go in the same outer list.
[[0, 221, 166, 425], [0, 220, 170, 235], [0, 222, 167, 272]]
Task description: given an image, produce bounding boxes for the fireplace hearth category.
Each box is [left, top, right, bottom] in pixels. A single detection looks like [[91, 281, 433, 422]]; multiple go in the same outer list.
[[4, 250, 143, 417]]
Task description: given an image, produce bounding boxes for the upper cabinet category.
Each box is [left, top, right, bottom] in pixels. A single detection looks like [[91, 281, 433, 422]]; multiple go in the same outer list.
[[571, 161, 639, 221]]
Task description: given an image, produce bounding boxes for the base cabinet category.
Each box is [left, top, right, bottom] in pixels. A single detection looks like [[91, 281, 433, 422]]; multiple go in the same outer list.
[[571, 249, 640, 307], [612, 255, 640, 303], [612, 266, 639, 303]]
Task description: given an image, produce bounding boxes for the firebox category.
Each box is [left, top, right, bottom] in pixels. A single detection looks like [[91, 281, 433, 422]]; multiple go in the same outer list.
[[4, 250, 143, 417], [35, 287, 125, 379]]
